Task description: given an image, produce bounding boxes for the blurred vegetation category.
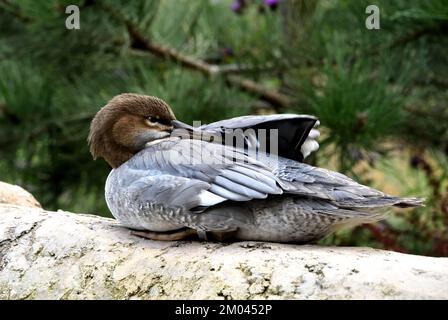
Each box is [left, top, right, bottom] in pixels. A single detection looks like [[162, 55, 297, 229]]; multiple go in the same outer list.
[[0, 0, 447, 256]]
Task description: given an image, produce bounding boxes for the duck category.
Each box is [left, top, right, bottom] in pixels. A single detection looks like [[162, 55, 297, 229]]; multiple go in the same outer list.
[[88, 93, 423, 242]]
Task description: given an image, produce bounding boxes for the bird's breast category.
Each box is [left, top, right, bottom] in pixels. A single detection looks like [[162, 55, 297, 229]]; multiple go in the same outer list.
[[104, 168, 184, 232]]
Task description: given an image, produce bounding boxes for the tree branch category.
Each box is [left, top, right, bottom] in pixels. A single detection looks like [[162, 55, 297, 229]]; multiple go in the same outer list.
[[99, 3, 292, 110]]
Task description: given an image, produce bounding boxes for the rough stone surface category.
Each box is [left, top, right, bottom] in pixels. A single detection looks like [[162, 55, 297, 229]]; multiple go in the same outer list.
[[0, 182, 41, 208], [0, 203, 447, 300]]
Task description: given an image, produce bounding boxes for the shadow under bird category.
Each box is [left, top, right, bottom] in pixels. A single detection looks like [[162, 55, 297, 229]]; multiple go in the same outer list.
[[88, 93, 423, 242]]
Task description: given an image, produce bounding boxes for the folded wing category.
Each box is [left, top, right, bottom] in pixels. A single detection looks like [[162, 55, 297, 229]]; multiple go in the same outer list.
[[125, 138, 283, 212], [125, 138, 422, 215], [173, 114, 320, 162]]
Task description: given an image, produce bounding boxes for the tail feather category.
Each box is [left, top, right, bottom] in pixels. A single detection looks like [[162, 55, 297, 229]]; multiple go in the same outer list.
[[335, 196, 425, 209], [392, 197, 425, 208]]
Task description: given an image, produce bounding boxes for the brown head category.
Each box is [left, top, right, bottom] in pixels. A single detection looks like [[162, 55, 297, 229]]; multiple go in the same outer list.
[[88, 93, 176, 168]]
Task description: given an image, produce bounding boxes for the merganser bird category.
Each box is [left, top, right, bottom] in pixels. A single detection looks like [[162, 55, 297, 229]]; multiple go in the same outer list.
[[88, 93, 423, 242]]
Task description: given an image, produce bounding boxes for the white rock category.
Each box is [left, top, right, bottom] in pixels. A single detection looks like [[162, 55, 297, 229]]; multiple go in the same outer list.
[[0, 182, 41, 208], [0, 204, 447, 299]]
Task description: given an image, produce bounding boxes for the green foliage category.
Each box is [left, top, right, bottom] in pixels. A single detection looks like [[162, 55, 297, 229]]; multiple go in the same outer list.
[[303, 57, 403, 168]]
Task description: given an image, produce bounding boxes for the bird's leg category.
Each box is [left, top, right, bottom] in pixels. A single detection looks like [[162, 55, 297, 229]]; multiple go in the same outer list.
[[130, 228, 198, 241], [209, 230, 237, 242]]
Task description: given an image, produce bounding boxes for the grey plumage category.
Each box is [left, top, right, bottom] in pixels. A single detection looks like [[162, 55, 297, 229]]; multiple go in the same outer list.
[[105, 134, 423, 243]]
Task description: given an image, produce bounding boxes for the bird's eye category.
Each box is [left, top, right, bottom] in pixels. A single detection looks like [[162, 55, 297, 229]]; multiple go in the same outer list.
[[148, 116, 171, 126], [158, 119, 172, 126]]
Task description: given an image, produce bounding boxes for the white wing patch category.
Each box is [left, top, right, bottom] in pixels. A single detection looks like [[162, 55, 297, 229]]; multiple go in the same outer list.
[[197, 190, 227, 207], [301, 124, 320, 159]]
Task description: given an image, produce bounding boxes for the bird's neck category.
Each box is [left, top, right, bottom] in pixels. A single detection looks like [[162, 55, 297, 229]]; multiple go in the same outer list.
[[103, 138, 135, 168]]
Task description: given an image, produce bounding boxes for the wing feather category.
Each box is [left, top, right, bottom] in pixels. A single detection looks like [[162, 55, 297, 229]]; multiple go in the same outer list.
[[124, 139, 283, 210], [173, 113, 320, 162]]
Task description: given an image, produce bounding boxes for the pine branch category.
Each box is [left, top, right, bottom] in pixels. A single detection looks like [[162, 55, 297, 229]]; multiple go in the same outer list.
[[129, 49, 280, 74], [0, 0, 32, 23], [99, 2, 292, 110], [362, 21, 448, 58], [2, 1, 293, 110]]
